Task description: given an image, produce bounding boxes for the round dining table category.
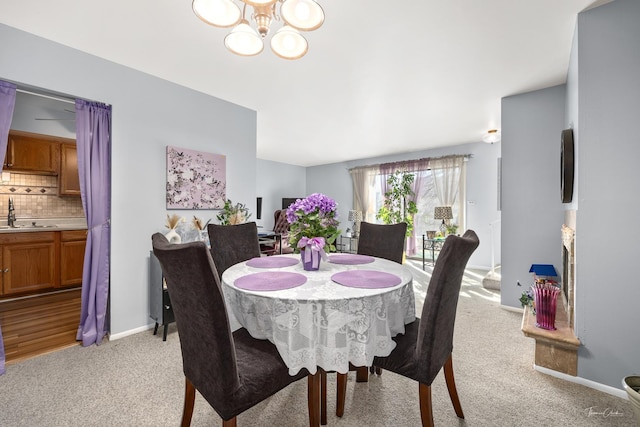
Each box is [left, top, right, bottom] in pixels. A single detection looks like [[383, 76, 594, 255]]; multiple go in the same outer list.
[[221, 253, 416, 376]]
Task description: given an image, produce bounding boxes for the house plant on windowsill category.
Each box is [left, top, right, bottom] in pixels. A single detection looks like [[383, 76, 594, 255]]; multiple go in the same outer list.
[[286, 193, 341, 271], [216, 200, 251, 225]]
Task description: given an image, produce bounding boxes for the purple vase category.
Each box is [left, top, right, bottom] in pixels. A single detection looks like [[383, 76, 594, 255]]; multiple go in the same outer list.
[[533, 284, 560, 330], [300, 249, 320, 271]]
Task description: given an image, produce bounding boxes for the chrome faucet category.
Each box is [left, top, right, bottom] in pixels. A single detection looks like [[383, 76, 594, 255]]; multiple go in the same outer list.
[[8, 197, 16, 227]]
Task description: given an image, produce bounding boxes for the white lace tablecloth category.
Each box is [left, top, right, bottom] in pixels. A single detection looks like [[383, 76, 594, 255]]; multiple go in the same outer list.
[[221, 254, 416, 375]]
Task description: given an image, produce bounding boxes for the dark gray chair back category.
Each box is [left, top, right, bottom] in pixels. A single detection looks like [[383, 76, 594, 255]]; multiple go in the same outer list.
[[416, 229, 480, 384], [207, 221, 261, 275], [151, 233, 240, 406], [357, 221, 407, 263]]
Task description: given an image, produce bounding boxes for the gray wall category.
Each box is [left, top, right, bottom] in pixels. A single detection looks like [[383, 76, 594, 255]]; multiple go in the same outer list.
[[306, 141, 502, 269], [255, 159, 306, 229], [0, 23, 257, 336], [502, 0, 640, 390], [572, 0, 640, 387], [500, 85, 566, 310]]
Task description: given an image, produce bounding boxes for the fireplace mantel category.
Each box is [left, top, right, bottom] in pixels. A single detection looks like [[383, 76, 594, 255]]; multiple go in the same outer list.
[[521, 300, 580, 375], [521, 223, 580, 375]]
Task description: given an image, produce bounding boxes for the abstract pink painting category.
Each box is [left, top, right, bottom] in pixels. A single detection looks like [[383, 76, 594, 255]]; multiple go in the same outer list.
[[166, 145, 226, 209]]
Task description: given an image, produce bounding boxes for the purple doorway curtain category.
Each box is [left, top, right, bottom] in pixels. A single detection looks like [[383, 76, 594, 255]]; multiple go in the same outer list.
[[0, 80, 17, 375], [75, 99, 111, 346]]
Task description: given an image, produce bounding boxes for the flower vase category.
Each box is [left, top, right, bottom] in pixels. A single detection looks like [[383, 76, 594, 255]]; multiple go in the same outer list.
[[300, 249, 321, 271], [532, 284, 560, 330], [165, 228, 181, 244]]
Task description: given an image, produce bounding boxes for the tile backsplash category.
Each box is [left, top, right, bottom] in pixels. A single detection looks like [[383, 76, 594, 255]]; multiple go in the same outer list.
[[0, 173, 84, 218]]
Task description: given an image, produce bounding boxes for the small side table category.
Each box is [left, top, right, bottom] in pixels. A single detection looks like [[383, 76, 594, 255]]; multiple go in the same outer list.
[[422, 235, 445, 269], [149, 252, 175, 341], [338, 235, 358, 254]]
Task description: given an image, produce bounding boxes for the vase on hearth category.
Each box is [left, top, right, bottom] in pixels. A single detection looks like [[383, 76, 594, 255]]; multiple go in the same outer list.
[[532, 283, 560, 330]]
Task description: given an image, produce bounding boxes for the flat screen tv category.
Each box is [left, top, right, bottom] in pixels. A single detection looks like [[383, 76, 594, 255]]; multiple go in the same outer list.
[[282, 198, 300, 210]]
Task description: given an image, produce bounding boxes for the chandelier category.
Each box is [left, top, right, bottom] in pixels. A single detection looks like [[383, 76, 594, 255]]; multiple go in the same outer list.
[[192, 0, 325, 60]]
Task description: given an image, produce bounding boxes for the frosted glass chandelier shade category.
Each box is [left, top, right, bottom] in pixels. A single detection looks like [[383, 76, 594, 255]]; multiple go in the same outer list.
[[483, 129, 501, 144], [192, 0, 324, 59], [280, 0, 325, 31], [192, 0, 242, 27], [225, 20, 264, 56], [271, 26, 308, 59]]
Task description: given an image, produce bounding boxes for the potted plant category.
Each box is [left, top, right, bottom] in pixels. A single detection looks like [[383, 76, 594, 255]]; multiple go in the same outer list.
[[376, 171, 418, 237], [286, 193, 341, 270], [216, 199, 251, 225]]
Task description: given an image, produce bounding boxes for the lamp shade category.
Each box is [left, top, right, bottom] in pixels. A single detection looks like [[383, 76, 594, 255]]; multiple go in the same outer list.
[[348, 210, 362, 222], [271, 26, 308, 59], [434, 206, 453, 220], [280, 0, 325, 31], [192, 0, 242, 27], [225, 20, 264, 56]]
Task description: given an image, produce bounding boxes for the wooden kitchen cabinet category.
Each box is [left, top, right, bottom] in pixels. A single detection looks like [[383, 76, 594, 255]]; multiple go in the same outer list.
[[0, 232, 59, 297], [4, 130, 62, 174], [59, 143, 81, 196], [60, 230, 87, 287]]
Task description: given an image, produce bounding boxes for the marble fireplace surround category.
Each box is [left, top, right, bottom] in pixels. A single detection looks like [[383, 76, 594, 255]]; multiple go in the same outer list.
[[521, 222, 580, 376]]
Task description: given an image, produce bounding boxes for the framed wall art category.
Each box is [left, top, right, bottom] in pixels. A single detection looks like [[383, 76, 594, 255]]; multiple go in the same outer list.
[[166, 145, 226, 209]]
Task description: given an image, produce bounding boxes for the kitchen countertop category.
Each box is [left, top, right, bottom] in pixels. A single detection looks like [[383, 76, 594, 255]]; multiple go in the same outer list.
[[0, 217, 87, 233]]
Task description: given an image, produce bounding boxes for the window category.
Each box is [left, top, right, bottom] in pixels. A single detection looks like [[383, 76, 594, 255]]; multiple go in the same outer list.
[[363, 165, 465, 258]]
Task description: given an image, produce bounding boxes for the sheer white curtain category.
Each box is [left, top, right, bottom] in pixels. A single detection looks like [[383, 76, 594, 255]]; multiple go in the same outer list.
[[430, 156, 466, 232], [349, 165, 377, 222]]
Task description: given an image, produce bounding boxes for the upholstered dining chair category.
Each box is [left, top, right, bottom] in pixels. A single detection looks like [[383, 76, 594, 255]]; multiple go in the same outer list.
[[356, 221, 407, 264], [151, 233, 319, 427], [261, 209, 294, 255], [207, 222, 261, 276], [366, 230, 479, 427], [329, 221, 408, 419]]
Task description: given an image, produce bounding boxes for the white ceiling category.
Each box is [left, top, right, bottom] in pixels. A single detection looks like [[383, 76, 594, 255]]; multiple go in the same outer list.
[[1, 0, 609, 166]]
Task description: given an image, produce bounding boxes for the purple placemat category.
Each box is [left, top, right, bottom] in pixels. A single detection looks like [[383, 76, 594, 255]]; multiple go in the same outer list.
[[328, 254, 375, 265], [246, 256, 299, 268], [331, 270, 402, 289], [234, 272, 307, 291]]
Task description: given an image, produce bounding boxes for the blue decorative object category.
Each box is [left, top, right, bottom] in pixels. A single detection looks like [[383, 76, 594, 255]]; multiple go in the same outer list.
[[529, 264, 558, 278]]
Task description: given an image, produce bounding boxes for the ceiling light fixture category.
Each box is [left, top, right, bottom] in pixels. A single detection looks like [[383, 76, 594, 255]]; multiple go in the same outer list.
[[192, 0, 324, 60], [483, 129, 501, 144]]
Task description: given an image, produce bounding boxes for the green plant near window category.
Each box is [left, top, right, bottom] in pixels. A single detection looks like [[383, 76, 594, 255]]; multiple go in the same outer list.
[[376, 171, 418, 237], [446, 223, 459, 236], [216, 199, 251, 225]]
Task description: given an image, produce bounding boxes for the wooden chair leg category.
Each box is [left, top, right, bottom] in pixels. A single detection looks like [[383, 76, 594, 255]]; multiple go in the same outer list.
[[222, 418, 237, 427], [321, 369, 327, 425], [355, 366, 369, 382], [418, 383, 434, 427], [181, 377, 196, 427], [444, 355, 464, 419], [336, 373, 348, 417], [307, 372, 321, 427]]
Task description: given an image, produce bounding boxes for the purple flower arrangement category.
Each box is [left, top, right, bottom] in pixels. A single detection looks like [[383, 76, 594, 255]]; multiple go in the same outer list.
[[286, 193, 341, 253]]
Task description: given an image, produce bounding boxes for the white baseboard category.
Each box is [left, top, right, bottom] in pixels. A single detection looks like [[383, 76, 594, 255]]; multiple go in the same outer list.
[[534, 365, 627, 399], [500, 304, 523, 313], [109, 324, 154, 341]]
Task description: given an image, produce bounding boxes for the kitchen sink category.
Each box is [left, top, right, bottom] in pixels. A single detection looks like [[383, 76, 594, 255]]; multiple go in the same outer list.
[[0, 224, 58, 230]]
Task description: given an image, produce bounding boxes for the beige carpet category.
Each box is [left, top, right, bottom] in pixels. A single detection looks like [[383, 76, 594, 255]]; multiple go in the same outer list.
[[0, 260, 636, 426]]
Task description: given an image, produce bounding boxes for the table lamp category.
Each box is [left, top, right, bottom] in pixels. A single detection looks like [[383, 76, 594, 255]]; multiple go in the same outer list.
[[348, 210, 363, 237], [434, 206, 453, 235]]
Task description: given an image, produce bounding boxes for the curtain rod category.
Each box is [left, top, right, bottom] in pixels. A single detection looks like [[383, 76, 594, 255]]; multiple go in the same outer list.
[[16, 88, 75, 105], [348, 154, 472, 172]]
